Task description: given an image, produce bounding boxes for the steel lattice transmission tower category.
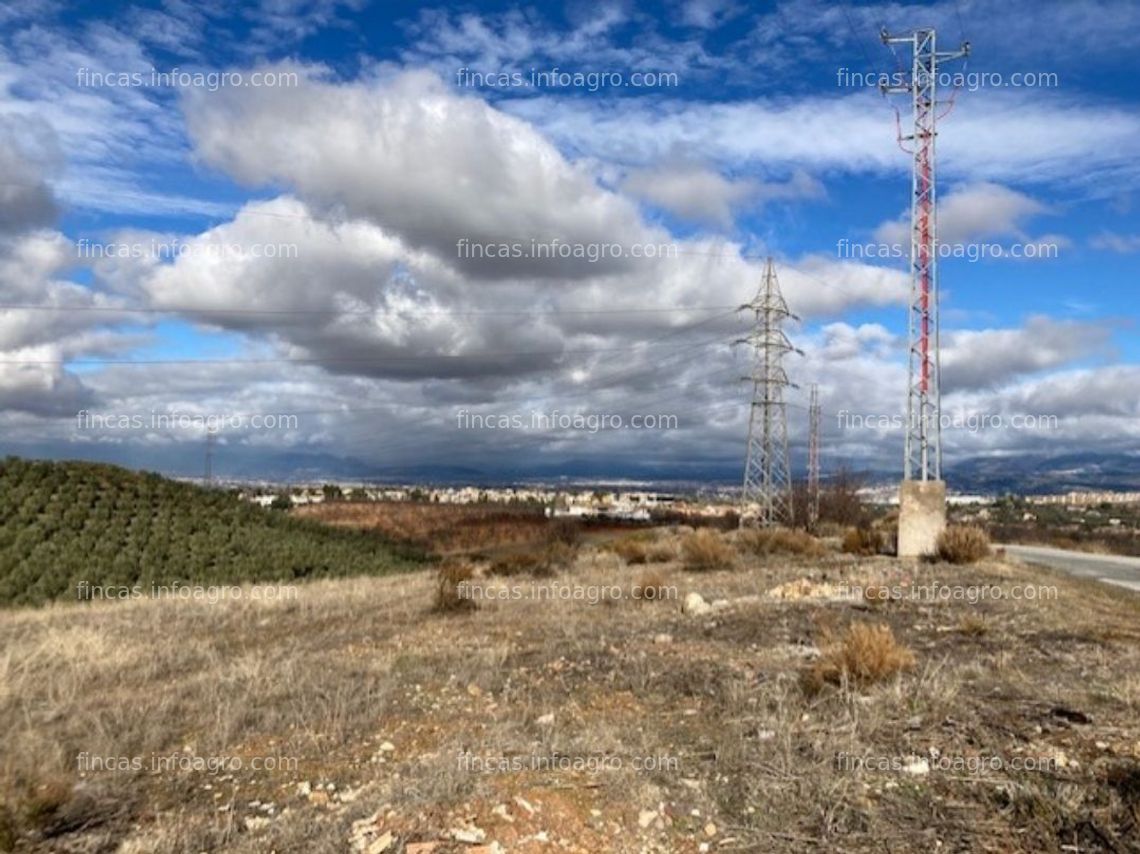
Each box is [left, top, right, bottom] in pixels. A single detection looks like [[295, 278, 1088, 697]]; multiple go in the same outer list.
[[807, 383, 821, 530], [738, 258, 801, 527], [881, 28, 968, 482]]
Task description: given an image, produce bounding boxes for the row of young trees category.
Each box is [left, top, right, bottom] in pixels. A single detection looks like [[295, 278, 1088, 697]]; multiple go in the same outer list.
[[0, 458, 421, 607]]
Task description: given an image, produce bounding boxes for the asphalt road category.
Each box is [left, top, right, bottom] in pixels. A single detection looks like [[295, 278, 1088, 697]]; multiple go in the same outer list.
[[1002, 544, 1140, 593]]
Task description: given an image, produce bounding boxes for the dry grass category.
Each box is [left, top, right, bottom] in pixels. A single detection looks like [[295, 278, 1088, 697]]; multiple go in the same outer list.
[[737, 527, 826, 557], [609, 535, 651, 564], [841, 526, 883, 556], [630, 569, 673, 603], [487, 541, 576, 578], [805, 622, 916, 692], [3, 521, 1140, 853], [433, 560, 479, 613], [937, 525, 992, 564], [680, 528, 736, 571], [957, 613, 989, 636], [607, 532, 676, 565], [294, 501, 549, 555]]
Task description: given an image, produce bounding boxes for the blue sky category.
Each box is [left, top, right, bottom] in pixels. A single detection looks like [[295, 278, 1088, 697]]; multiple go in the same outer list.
[[0, 0, 1137, 482]]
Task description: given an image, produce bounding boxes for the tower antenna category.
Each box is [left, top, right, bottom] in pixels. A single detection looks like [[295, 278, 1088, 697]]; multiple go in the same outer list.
[[881, 27, 968, 556], [880, 27, 968, 482]]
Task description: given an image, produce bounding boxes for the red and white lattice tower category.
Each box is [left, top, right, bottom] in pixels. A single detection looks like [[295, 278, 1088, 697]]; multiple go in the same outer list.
[[880, 28, 968, 482]]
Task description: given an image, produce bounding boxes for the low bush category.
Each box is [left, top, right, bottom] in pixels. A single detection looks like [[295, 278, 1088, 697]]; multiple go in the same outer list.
[[680, 529, 736, 572], [841, 526, 883, 556], [631, 569, 674, 603], [805, 622, 915, 692], [433, 561, 478, 613], [957, 614, 989, 636], [937, 526, 991, 564], [546, 518, 582, 547], [609, 533, 675, 565], [738, 527, 825, 557], [489, 541, 577, 578]]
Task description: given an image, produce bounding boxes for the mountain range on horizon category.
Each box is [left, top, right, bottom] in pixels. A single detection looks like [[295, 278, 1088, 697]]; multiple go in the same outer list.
[[9, 447, 1137, 497]]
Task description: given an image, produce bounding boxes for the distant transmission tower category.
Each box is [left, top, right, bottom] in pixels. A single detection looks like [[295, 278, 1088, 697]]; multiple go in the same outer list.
[[807, 383, 821, 530], [204, 427, 216, 485], [880, 28, 968, 482], [738, 258, 801, 527]]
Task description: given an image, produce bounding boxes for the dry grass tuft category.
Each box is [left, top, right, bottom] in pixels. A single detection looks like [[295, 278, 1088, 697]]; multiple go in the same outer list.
[[608, 535, 651, 564], [738, 527, 825, 557], [608, 533, 675, 565], [680, 529, 736, 572], [433, 560, 479, 613], [862, 582, 897, 607], [488, 541, 577, 578], [631, 569, 674, 603], [546, 518, 582, 548], [957, 613, 989, 636], [805, 622, 915, 692], [937, 525, 991, 564], [841, 526, 883, 556]]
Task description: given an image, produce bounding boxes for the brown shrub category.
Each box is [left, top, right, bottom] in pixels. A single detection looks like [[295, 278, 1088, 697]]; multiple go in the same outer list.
[[818, 467, 870, 526], [609, 532, 674, 565], [433, 560, 478, 613], [489, 541, 577, 578], [681, 529, 736, 572], [631, 569, 674, 603], [293, 500, 549, 554], [610, 536, 650, 564], [937, 526, 991, 564], [546, 518, 582, 547], [841, 526, 883, 556], [489, 551, 544, 577], [816, 519, 852, 540], [862, 582, 897, 607], [0, 802, 14, 851], [738, 527, 825, 557], [805, 622, 915, 692], [543, 541, 578, 574], [957, 614, 989, 636]]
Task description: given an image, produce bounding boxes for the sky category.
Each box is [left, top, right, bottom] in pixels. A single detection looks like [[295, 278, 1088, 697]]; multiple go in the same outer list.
[[0, 0, 1137, 484]]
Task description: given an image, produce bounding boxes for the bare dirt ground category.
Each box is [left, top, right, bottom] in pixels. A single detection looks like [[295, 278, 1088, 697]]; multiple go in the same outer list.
[[3, 528, 1140, 853]]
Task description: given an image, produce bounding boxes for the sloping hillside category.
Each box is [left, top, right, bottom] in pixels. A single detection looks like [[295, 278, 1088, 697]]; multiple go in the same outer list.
[[0, 457, 420, 606]]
